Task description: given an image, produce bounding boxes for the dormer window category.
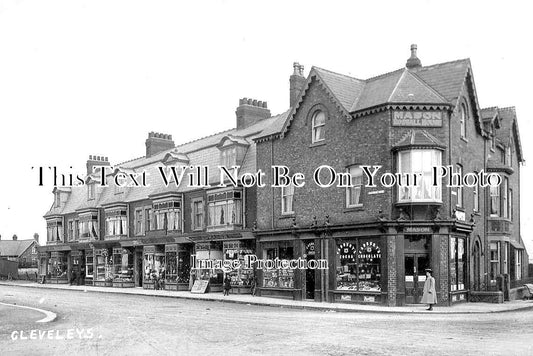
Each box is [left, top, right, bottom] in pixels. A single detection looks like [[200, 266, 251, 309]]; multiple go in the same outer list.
[[312, 111, 326, 143], [217, 135, 249, 169], [220, 147, 237, 168], [88, 183, 96, 200]]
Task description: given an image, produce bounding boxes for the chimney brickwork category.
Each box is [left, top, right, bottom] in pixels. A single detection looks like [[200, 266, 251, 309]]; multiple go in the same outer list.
[[235, 98, 271, 130], [86, 155, 110, 175], [145, 132, 175, 157], [290, 62, 306, 107], [406, 44, 422, 69]]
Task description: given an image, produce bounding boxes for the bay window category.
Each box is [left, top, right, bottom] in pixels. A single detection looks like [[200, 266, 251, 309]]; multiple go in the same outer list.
[[153, 200, 182, 232], [105, 209, 128, 236], [46, 220, 63, 242], [79, 212, 99, 239], [397, 149, 442, 203], [490, 185, 500, 217], [456, 165, 463, 208], [490, 242, 500, 285], [207, 190, 243, 230], [502, 178, 509, 218]]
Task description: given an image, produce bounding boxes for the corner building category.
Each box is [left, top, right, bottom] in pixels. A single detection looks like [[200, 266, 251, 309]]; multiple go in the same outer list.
[[39, 46, 529, 306], [254, 46, 528, 306]]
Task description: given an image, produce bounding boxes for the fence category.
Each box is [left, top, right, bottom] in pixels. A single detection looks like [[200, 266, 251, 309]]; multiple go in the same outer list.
[[0, 259, 18, 279]]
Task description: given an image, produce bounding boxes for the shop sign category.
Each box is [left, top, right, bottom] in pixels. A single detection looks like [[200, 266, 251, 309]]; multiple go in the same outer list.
[[363, 296, 376, 303], [392, 111, 443, 127], [404, 226, 433, 234], [306, 242, 315, 256], [190, 280, 209, 294], [340, 295, 351, 301], [454, 210, 466, 221], [338, 243, 356, 260], [358, 241, 381, 259]]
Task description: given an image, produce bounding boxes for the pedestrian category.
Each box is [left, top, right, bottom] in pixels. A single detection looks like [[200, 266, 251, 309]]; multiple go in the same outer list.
[[421, 268, 437, 310], [223, 275, 231, 296], [250, 275, 257, 297]]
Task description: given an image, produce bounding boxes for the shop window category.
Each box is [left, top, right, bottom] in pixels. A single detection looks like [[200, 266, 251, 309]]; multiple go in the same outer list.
[[134, 208, 144, 236], [450, 237, 466, 291], [397, 149, 442, 203], [192, 199, 204, 230], [346, 166, 363, 208], [153, 200, 182, 232], [515, 250, 522, 280], [50, 252, 68, 280], [144, 248, 165, 283], [262, 245, 295, 289], [113, 248, 133, 283], [95, 249, 113, 282], [460, 103, 467, 139], [164, 245, 190, 284], [311, 110, 326, 143], [281, 184, 294, 215], [490, 242, 500, 285], [105, 209, 128, 236], [502, 178, 509, 219], [490, 185, 500, 217], [336, 239, 381, 292], [85, 252, 94, 278], [207, 190, 243, 230], [224, 241, 254, 287]]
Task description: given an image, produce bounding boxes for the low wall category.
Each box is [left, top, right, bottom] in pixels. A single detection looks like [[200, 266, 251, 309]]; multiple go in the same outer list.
[[469, 291, 504, 303], [0, 259, 18, 278]]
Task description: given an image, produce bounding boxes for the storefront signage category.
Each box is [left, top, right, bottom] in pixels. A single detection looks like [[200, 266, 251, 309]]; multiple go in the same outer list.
[[392, 111, 443, 127], [338, 243, 356, 260], [454, 210, 466, 221], [363, 296, 376, 303], [358, 242, 381, 259], [190, 280, 209, 294], [340, 295, 351, 301], [404, 226, 433, 234]]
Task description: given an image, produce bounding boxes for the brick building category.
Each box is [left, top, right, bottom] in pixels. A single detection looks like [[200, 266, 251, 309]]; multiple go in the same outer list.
[[0, 234, 39, 267], [39, 45, 529, 306]]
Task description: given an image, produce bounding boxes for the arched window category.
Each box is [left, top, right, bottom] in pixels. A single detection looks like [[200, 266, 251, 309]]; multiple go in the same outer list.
[[460, 103, 467, 139], [311, 111, 326, 143]]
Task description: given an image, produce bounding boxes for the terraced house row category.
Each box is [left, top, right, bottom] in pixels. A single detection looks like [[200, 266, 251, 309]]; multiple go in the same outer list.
[[39, 46, 530, 306]]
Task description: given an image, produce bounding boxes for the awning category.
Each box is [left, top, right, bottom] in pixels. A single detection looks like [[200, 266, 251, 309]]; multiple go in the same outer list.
[[120, 236, 193, 247]]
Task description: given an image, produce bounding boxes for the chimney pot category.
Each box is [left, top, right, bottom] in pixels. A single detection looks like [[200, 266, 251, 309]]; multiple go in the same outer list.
[[406, 44, 422, 69], [290, 61, 306, 107]]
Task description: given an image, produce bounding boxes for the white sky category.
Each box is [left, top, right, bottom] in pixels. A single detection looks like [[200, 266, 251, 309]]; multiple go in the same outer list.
[[0, 0, 532, 258]]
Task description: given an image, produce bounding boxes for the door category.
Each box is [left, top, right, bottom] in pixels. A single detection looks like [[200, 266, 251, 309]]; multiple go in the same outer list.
[[136, 250, 143, 287], [305, 242, 315, 300], [473, 241, 481, 290], [405, 253, 430, 304]]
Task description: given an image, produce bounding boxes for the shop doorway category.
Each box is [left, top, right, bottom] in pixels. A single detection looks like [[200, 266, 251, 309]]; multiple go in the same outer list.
[[136, 250, 143, 287], [305, 242, 315, 300], [405, 253, 430, 304], [473, 240, 481, 290]]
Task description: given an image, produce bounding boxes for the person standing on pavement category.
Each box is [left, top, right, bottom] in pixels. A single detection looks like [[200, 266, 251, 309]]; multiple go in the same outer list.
[[421, 268, 437, 310], [223, 274, 232, 296]]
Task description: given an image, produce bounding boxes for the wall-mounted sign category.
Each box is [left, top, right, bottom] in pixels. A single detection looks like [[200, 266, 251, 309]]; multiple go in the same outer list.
[[454, 210, 466, 221], [358, 241, 381, 259], [363, 296, 376, 303], [404, 226, 433, 234], [337, 243, 356, 260], [392, 111, 443, 127]]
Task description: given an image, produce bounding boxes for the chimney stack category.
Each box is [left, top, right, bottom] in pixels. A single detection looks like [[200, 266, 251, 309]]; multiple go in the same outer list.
[[33, 233, 39, 243], [86, 155, 111, 175], [406, 44, 422, 69], [290, 62, 306, 107], [145, 132, 175, 157], [12, 234, 17, 241], [235, 98, 271, 130]]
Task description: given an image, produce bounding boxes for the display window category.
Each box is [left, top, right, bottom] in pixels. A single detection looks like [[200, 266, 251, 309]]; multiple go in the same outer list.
[[85, 250, 94, 278], [336, 238, 381, 292], [95, 248, 113, 282], [144, 246, 165, 283], [450, 237, 466, 291], [194, 242, 223, 285], [50, 252, 68, 280], [113, 248, 133, 282], [224, 241, 254, 287], [262, 244, 294, 289]]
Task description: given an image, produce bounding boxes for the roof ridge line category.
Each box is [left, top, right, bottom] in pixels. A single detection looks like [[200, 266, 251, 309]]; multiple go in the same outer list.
[[312, 66, 364, 82], [415, 58, 471, 71], [364, 68, 404, 82]]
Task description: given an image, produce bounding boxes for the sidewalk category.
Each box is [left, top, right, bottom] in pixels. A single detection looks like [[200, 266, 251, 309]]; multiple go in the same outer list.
[[1, 280, 532, 314]]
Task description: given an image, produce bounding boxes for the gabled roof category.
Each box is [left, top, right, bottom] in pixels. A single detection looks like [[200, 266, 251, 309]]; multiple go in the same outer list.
[[0, 239, 36, 257], [279, 58, 479, 138], [496, 107, 524, 163]]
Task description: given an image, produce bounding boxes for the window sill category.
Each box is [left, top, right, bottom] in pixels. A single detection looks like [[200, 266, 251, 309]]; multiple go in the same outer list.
[[395, 200, 443, 206], [279, 214, 295, 220], [344, 205, 364, 213], [460, 137, 468, 143], [309, 141, 326, 148]]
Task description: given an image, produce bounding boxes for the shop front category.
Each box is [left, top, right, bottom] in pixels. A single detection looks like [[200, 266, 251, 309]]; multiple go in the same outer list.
[[49, 251, 69, 284], [70, 250, 85, 285], [193, 241, 224, 292], [93, 247, 114, 287], [223, 240, 255, 294], [143, 245, 165, 289], [112, 247, 134, 287], [164, 244, 192, 291]]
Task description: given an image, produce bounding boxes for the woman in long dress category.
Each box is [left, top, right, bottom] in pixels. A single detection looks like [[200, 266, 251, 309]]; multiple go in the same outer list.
[[421, 268, 437, 310]]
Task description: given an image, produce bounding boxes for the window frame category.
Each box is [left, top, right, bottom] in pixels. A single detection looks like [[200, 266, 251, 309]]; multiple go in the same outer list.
[[460, 103, 467, 139], [345, 165, 363, 208], [397, 149, 442, 203], [281, 183, 295, 215], [456, 164, 464, 208], [311, 110, 326, 143]]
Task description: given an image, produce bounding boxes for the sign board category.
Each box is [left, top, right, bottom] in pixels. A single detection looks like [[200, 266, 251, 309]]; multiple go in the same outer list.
[[340, 294, 351, 301], [404, 226, 433, 234], [392, 111, 443, 127], [363, 296, 376, 303], [190, 280, 209, 294], [454, 210, 466, 221]]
